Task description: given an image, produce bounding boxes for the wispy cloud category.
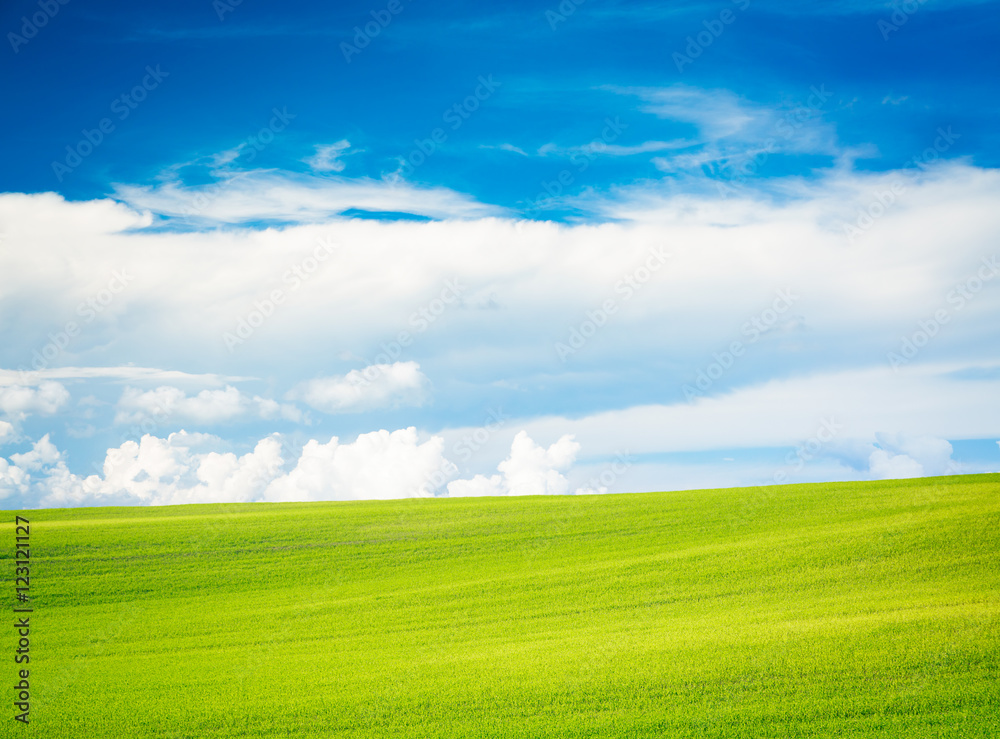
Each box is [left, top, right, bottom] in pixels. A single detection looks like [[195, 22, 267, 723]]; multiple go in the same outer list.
[[538, 139, 693, 158], [0, 366, 252, 387], [304, 140, 353, 172], [480, 143, 530, 156], [115, 170, 503, 224]]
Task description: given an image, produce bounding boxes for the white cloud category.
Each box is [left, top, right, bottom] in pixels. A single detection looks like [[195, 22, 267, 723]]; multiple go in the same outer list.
[[0, 420, 990, 509], [490, 143, 528, 156], [305, 140, 352, 172], [537, 139, 690, 159], [2, 427, 450, 507], [114, 170, 500, 224], [10, 434, 61, 470], [0, 458, 28, 499], [287, 362, 428, 414], [1, 160, 999, 507], [483, 362, 1000, 460], [630, 85, 766, 140], [595, 140, 690, 156], [264, 427, 446, 502], [0, 434, 79, 504], [0, 366, 252, 386], [0, 381, 70, 420], [95, 433, 285, 505], [872, 432, 956, 477], [115, 385, 301, 425], [446, 474, 503, 498], [0, 421, 13, 445], [606, 85, 839, 180], [448, 430, 580, 497], [868, 448, 925, 479], [3, 166, 997, 394], [2, 428, 580, 507]]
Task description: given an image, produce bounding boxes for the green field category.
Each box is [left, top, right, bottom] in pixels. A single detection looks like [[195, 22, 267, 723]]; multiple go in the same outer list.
[[5, 474, 999, 737]]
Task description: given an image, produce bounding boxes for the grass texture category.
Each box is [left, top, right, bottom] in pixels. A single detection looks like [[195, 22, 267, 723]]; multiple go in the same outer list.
[[4, 474, 999, 737]]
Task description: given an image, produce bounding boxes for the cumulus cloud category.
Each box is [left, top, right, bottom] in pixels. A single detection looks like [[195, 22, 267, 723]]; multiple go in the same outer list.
[[264, 427, 447, 502], [95, 433, 285, 505], [115, 385, 301, 425], [867, 432, 956, 479], [868, 448, 925, 479], [10, 434, 61, 470], [305, 140, 352, 172], [0, 381, 70, 420], [0, 421, 987, 509], [447, 430, 581, 497], [1, 427, 450, 508], [0, 421, 13, 445], [2, 427, 584, 508], [0, 435, 80, 505], [287, 362, 429, 414]]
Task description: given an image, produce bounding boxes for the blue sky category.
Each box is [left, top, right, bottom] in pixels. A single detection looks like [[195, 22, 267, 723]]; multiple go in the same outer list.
[[1, 0, 998, 507]]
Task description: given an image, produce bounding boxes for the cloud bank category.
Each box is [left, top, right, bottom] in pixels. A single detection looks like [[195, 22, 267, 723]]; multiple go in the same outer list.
[[0, 428, 584, 508], [1, 159, 998, 507]]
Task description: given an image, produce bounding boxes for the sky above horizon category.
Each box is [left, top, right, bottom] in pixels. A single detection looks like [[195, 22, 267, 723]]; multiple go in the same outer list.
[[1, 0, 998, 508]]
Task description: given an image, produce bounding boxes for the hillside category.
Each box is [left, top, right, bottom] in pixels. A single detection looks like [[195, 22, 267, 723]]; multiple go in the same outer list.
[[9, 474, 1000, 737]]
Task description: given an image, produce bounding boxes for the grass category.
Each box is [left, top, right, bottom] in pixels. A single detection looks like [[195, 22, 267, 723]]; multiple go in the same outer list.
[[4, 473, 999, 737]]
